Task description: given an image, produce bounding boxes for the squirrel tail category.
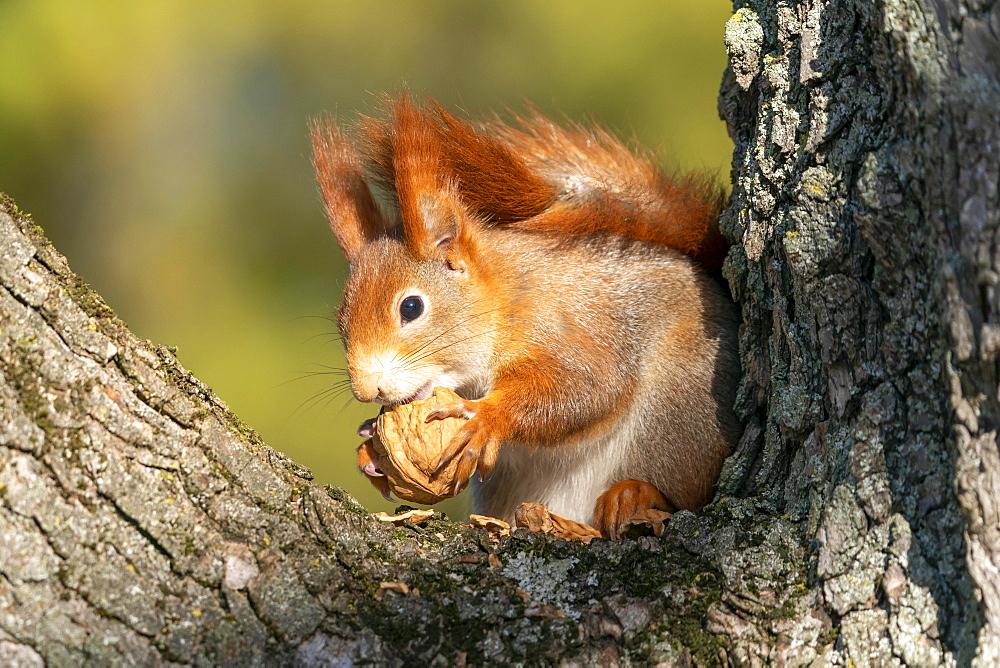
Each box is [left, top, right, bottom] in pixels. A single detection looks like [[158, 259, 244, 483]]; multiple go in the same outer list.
[[357, 94, 728, 270], [434, 105, 728, 270]]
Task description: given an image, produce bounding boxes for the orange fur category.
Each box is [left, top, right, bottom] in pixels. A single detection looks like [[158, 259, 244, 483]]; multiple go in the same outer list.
[[593, 480, 671, 540], [315, 94, 740, 535], [442, 108, 727, 269], [491, 113, 725, 268], [359, 93, 483, 262], [386, 93, 446, 256], [354, 95, 727, 268], [430, 341, 636, 469], [432, 102, 555, 224], [487, 344, 636, 447], [309, 116, 386, 262]]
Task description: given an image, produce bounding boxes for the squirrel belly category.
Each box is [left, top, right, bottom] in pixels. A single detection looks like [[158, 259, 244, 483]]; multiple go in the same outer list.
[[473, 412, 644, 526]]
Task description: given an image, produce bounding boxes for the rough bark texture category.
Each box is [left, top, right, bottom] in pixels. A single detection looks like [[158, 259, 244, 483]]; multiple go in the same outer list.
[[0, 0, 998, 665], [719, 0, 1000, 664]]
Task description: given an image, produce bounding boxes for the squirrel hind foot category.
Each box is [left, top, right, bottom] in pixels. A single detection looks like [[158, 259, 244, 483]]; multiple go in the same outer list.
[[593, 479, 672, 541]]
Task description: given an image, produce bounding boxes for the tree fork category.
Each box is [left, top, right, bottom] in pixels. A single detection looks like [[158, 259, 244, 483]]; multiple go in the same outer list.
[[1, 0, 999, 664]]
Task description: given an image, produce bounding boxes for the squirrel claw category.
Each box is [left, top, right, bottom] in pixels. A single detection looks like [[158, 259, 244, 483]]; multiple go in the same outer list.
[[432, 419, 502, 490], [357, 416, 378, 438], [432, 427, 473, 476], [426, 399, 479, 423], [593, 480, 671, 541], [358, 407, 386, 438]]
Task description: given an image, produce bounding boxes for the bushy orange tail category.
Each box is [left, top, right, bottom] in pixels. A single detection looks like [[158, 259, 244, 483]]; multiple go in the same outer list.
[[359, 95, 728, 270], [441, 108, 727, 269]]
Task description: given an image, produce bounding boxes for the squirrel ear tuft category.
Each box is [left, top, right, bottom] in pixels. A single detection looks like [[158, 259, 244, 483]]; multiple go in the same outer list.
[[379, 93, 479, 265], [309, 115, 386, 262], [389, 93, 447, 257]]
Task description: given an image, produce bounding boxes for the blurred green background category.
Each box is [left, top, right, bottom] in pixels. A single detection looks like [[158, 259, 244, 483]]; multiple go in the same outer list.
[[0, 1, 734, 516]]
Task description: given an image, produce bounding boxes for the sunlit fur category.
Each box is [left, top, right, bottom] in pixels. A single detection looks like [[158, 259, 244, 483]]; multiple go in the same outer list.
[[311, 92, 740, 534]]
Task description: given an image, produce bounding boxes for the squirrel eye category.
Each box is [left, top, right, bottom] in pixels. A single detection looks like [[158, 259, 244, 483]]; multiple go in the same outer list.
[[399, 295, 424, 323]]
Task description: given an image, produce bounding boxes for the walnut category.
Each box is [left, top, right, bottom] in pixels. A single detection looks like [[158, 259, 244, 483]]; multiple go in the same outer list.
[[371, 387, 467, 505]]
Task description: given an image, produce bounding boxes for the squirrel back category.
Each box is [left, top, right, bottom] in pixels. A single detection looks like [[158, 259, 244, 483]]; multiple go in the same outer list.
[[311, 93, 739, 538]]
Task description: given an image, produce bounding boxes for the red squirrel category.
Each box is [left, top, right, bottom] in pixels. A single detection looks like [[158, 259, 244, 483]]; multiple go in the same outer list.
[[310, 93, 740, 539]]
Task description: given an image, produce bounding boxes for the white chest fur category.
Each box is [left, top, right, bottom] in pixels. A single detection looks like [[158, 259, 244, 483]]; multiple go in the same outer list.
[[471, 417, 636, 525]]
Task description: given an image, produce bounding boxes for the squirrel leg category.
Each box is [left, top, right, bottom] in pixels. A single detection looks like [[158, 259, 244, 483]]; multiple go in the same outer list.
[[356, 439, 393, 501], [593, 480, 671, 540]]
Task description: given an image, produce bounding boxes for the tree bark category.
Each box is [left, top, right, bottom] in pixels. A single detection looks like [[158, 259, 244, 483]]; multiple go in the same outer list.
[[718, 0, 1000, 664], [0, 0, 998, 665]]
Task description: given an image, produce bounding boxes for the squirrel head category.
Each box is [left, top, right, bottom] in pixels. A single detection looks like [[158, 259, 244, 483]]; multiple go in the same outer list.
[[312, 92, 728, 406], [310, 94, 499, 405]]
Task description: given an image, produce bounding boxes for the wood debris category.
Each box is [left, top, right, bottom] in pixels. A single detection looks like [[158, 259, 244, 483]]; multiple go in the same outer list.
[[514, 502, 602, 543], [524, 604, 566, 619], [467, 514, 511, 538], [375, 581, 410, 600], [374, 508, 435, 525]]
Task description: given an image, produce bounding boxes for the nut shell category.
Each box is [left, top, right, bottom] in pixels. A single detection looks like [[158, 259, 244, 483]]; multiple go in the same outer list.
[[371, 387, 467, 505], [514, 502, 602, 542]]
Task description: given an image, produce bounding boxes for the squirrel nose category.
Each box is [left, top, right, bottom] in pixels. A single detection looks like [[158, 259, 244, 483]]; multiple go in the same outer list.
[[352, 382, 379, 404], [350, 353, 396, 403], [351, 373, 385, 404]]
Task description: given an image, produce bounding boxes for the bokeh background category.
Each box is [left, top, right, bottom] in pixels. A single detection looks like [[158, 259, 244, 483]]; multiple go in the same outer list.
[[0, 1, 734, 516]]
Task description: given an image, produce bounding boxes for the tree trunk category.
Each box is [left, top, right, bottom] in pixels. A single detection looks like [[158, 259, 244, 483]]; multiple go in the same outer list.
[[717, 0, 1000, 664], [0, 0, 997, 664]]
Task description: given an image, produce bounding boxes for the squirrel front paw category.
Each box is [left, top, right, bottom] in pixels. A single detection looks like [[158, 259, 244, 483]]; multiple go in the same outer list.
[[426, 399, 503, 495], [358, 416, 378, 438], [593, 480, 670, 540], [358, 406, 387, 438], [425, 398, 479, 422], [356, 439, 393, 501]]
